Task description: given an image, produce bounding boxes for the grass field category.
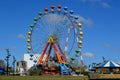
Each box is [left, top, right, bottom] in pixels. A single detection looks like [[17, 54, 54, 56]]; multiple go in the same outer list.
[[99, 74, 120, 79], [0, 75, 88, 80]]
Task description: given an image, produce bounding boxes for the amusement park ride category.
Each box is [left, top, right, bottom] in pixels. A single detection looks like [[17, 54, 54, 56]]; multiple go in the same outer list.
[[27, 5, 84, 75]]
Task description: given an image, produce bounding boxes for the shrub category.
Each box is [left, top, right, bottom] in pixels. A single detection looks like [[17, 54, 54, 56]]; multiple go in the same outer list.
[[29, 69, 42, 76]]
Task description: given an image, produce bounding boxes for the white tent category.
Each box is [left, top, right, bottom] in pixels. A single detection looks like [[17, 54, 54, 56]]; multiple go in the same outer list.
[[98, 60, 120, 68]]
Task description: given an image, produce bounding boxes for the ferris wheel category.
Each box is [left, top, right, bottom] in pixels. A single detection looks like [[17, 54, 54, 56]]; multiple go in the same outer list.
[[27, 5, 84, 66]]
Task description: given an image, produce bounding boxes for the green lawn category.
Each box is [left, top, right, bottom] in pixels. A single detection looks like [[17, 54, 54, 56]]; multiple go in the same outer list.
[[0, 75, 88, 80]]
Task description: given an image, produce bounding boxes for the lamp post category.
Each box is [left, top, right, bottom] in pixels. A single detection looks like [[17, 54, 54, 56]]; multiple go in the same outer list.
[[5, 49, 11, 75]]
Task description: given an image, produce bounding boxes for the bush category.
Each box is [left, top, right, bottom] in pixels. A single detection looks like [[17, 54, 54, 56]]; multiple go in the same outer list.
[[82, 71, 89, 76], [75, 70, 80, 75], [0, 72, 5, 75], [29, 69, 42, 76]]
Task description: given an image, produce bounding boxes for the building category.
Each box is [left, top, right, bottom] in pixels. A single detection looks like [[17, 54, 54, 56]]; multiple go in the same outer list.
[[16, 61, 27, 76], [24, 53, 46, 70]]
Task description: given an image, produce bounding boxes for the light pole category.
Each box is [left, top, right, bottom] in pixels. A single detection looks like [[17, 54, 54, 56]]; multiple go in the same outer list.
[[5, 49, 11, 75]]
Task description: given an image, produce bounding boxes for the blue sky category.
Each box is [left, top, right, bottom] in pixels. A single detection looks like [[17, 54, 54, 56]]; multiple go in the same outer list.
[[0, 0, 120, 66]]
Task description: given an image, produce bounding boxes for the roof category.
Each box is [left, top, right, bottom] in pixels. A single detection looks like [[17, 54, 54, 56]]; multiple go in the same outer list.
[[97, 60, 120, 68]]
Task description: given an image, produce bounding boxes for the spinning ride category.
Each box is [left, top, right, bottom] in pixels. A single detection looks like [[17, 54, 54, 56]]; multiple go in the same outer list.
[[27, 5, 84, 74]]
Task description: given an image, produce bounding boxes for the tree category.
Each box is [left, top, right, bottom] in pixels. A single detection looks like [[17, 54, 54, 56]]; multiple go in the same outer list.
[[0, 60, 6, 69]]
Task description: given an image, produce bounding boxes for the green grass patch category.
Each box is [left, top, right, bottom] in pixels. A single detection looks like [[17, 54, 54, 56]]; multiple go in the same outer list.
[[0, 75, 88, 80]]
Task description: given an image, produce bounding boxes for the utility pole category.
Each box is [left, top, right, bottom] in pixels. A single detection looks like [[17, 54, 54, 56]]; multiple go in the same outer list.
[[5, 49, 11, 75]]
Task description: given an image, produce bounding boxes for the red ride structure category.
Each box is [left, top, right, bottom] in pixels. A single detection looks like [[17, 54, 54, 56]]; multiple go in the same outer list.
[[37, 35, 67, 65]]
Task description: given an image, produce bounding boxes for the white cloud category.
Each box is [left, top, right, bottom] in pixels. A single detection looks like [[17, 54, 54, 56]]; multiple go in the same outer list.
[[43, 14, 71, 25], [79, 0, 101, 3], [103, 43, 111, 48], [18, 34, 26, 39], [42, 13, 93, 26], [101, 2, 110, 8], [89, 0, 101, 2], [0, 46, 16, 50], [83, 52, 94, 58], [79, 0, 101, 2], [79, 0, 111, 8], [112, 48, 120, 52], [9, 46, 17, 50], [103, 43, 120, 52], [78, 16, 93, 26]]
